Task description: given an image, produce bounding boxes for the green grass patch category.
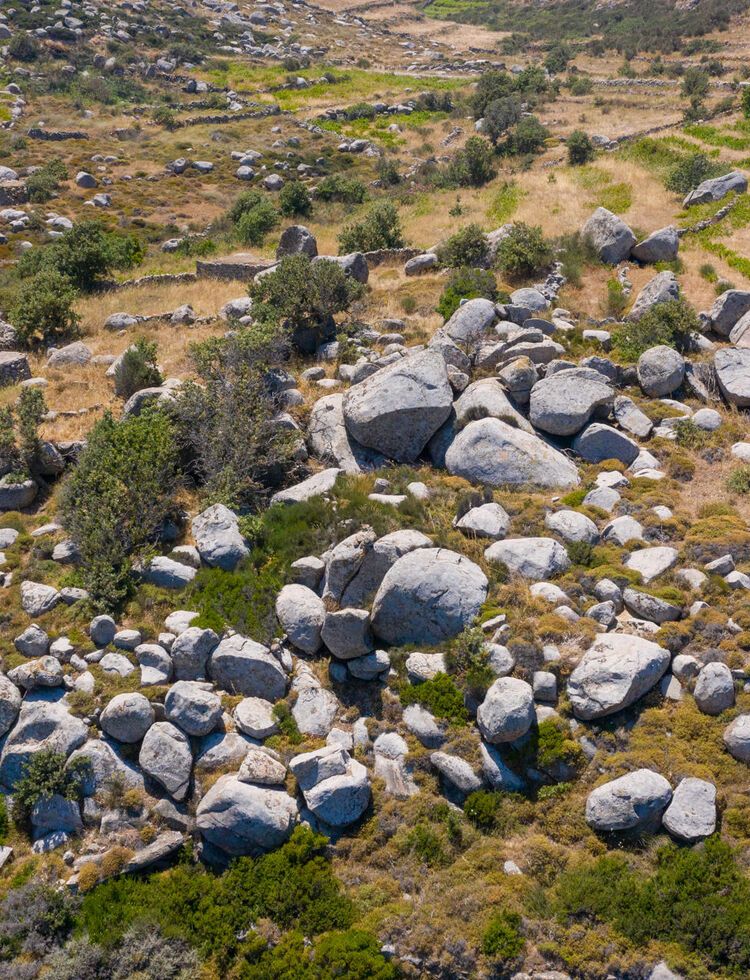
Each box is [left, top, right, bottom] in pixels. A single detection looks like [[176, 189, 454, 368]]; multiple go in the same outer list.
[[487, 180, 523, 223], [683, 123, 750, 152]]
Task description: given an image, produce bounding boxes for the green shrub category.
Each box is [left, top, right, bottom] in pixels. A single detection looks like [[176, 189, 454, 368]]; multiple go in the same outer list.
[[338, 200, 405, 253], [8, 33, 38, 61], [12, 750, 89, 821], [315, 174, 367, 204], [60, 409, 180, 609], [569, 75, 593, 96], [437, 266, 497, 319], [26, 158, 68, 203], [606, 277, 628, 319], [249, 255, 364, 352], [499, 116, 549, 157], [553, 837, 750, 974], [18, 221, 143, 291], [152, 105, 177, 129], [464, 790, 503, 831], [567, 541, 593, 566], [241, 928, 397, 980], [403, 823, 448, 866], [681, 67, 709, 100], [377, 158, 401, 187], [0, 387, 49, 479], [611, 298, 698, 361], [472, 70, 515, 118], [400, 673, 468, 725], [113, 337, 162, 400], [279, 180, 312, 217], [482, 910, 525, 960], [495, 222, 552, 280], [10, 268, 80, 348], [173, 326, 300, 509], [483, 96, 522, 145], [665, 153, 723, 194], [727, 465, 750, 495], [437, 223, 488, 269], [743, 87, 750, 120], [567, 130, 595, 165], [446, 626, 494, 700], [235, 199, 278, 246], [444, 136, 495, 188]]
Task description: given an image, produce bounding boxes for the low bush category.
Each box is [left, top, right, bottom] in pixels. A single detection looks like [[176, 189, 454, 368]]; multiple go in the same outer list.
[[611, 299, 698, 360], [665, 152, 723, 194], [279, 180, 312, 217], [26, 158, 68, 203], [495, 222, 552, 280], [10, 269, 80, 348], [18, 221, 143, 291], [235, 198, 278, 246], [482, 910, 525, 960], [12, 750, 89, 825], [437, 266, 497, 319], [315, 174, 367, 204], [498, 116, 549, 157], [727, 465, 750, 495], [338, 200, 405, 253], [113, 338, 162, 401], [444, 136, 496, 188], [0, 387, 49, 480], [437, 224, 488, 269], [567, 130, 595, 165], [400, 672, 468, 725], [60, 409, 180, 609]]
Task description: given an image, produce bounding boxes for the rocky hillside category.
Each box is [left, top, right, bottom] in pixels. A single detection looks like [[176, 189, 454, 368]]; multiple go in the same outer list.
[[0, 1, 750, 979]]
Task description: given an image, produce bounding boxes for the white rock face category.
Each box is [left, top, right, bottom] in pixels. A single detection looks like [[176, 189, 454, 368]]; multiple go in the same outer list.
[[290, 744, 371, 827], [454, 502, 510, 540], [100, 692, 155, 743], [484, 537, 571, 581], [209, 634, 288, 700], [586, 768, 672, 832], [693, 662, 735, 716], [581, 207, 636, 264], [191, 503, 249, 571], [724, 714, 750, 762], [139, 721, 193, 801], [371, 548, 488, 646], [275, 584, 325, 654], [568, 633, 671, 720], [624, 546, 678, 583], [662, 777, 716, 843]]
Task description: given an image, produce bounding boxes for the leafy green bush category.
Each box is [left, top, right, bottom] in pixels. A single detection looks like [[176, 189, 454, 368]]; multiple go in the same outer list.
[[727, 465, 750, 495], [26, 158, 68, 203], [315, 174, 367, 204], [568, 75, 593, 96], [0, 387, 49, 480], [338, 200, 405, 253], [113, 337, 162, 400], [472, 70, 515, 118], [464, 790, 503, 831], [400, 672, 468, 725], [566, 540, 593, 566], [437, 224, 488, 269], [606, 277, 628, 319], [499, 116, 549, 157], [18, 221, 144, 291], [279, 180, 312, 217], [482, 910, 524, 960], [12, 750, 89, 821], [495, 222, 552, 280], [446, 626, 494, 700], [444, 136, 495, 188], [235, 199, 279, 246], [665, 153, 723, 194], [553, 837, 750, 974], [249, 255, 364, 352], [174, 326, 300, 509], [377, 158, 401, 187], [567, 130, 595, 165], [7, 33, 38, 61], [483, 96, 522, 145], [241, 928, 397, 980], [437, 266, 498, 319], [10, 268, 80, 348], [60, 409, 180, 609], [611, 298, 697, 361], [152, 105, 177, 130]]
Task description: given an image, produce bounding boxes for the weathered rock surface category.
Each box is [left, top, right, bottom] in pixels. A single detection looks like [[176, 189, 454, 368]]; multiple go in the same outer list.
[[586, 768, 672, 832]]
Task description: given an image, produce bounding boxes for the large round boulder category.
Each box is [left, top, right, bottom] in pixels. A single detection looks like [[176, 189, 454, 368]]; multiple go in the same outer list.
[[529, 370, 614, 436], [275, 584, 325, 654], [100, 692, 155, 743], [371, 548, 488, 646], [164, 681, 223, 737], [724, 714, 750, 762], [445, 417, 579, 489], [568, 633, 671, 720], [209, 634, 288, 700], [342, 349, 453, 462], [476, 677, 535, 744], [196, 774, 298, 855], [693, 661, 735, 716], [581, 207, 636, 264], [586, 768, 672, 833], [637, 345, 685, 397]]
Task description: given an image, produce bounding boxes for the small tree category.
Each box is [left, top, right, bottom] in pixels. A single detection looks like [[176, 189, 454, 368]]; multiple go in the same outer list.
[[437, 224, 489, 269], [612, 299, 698, 361], [445, 136, 495, 188], [12, 750, 89, 822], [665, 153, 723, 195], [437, 267, 498, 320], [279, 181, 312, 218], [0, 388, 48, 480], [18, 221, 144, 291], [235, 199, 278, 246], [315, 174, 366, 204], [567, 130, 595, 166], [483, 96, 522, 145], [472, 70, 515, 118], [60, 409, 180, 609], [114, 338, 163, 400], [26, 158, 68, 203], [501, 116, 549, 157], [11, 269, 80, 348], [250, 255, 364, 351], [682, 67, 709, 100], [338, 200, 405, 253], [495, 222, 552, 280]]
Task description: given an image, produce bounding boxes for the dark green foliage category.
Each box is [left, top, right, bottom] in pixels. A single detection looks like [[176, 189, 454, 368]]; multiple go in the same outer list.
[[606, 277, 628, 319], [113, 338, 162, 401], [481, 910, 524, 960], [151, 106, 177, 130], [18, 221, 144, 291], [272, 701, 303, 743], [239, 928, 397, 980], [495, 222, 552, 280], [26, 158, 68, 203], [472, 70, 515, 118], [78, 828, 354, 972], [498, 116, 549, 157], [568, 75, 593, 96], [402, 823, 448, 866], [681, 67, 709, 100], [60, 410, 180, 609], [566, 540, 593, 566], [249, 255, 364, 351], [532, 718, 585, 775], [235, 197, 278, 246], [665, 153, 724, 195], [0, 797, 7, 846], [611, 298, 697, 360], [545, 44, 572, 74], [12, 751, 89, 824], [7, 33, 38, 61], [464, 790, 504, 831], [437, 223, 488, 269], [444, 136, 495, 188], [743, 87, 750, 120], [315, 174, 367, 204], [11, 268, 80, 348], [0, 387, 49, 479], [338, 200, 405, 252], [377, 158, 401, 187], [279, 180, 312, 217], [400, 672, 468, 725], [437, 266, 498, 319], [553, 837, 750, 974], [567, 130, 595, 165], [464, 791, 527, 835], [483, 96, 522, 145], [173, 326, 299, 509]]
